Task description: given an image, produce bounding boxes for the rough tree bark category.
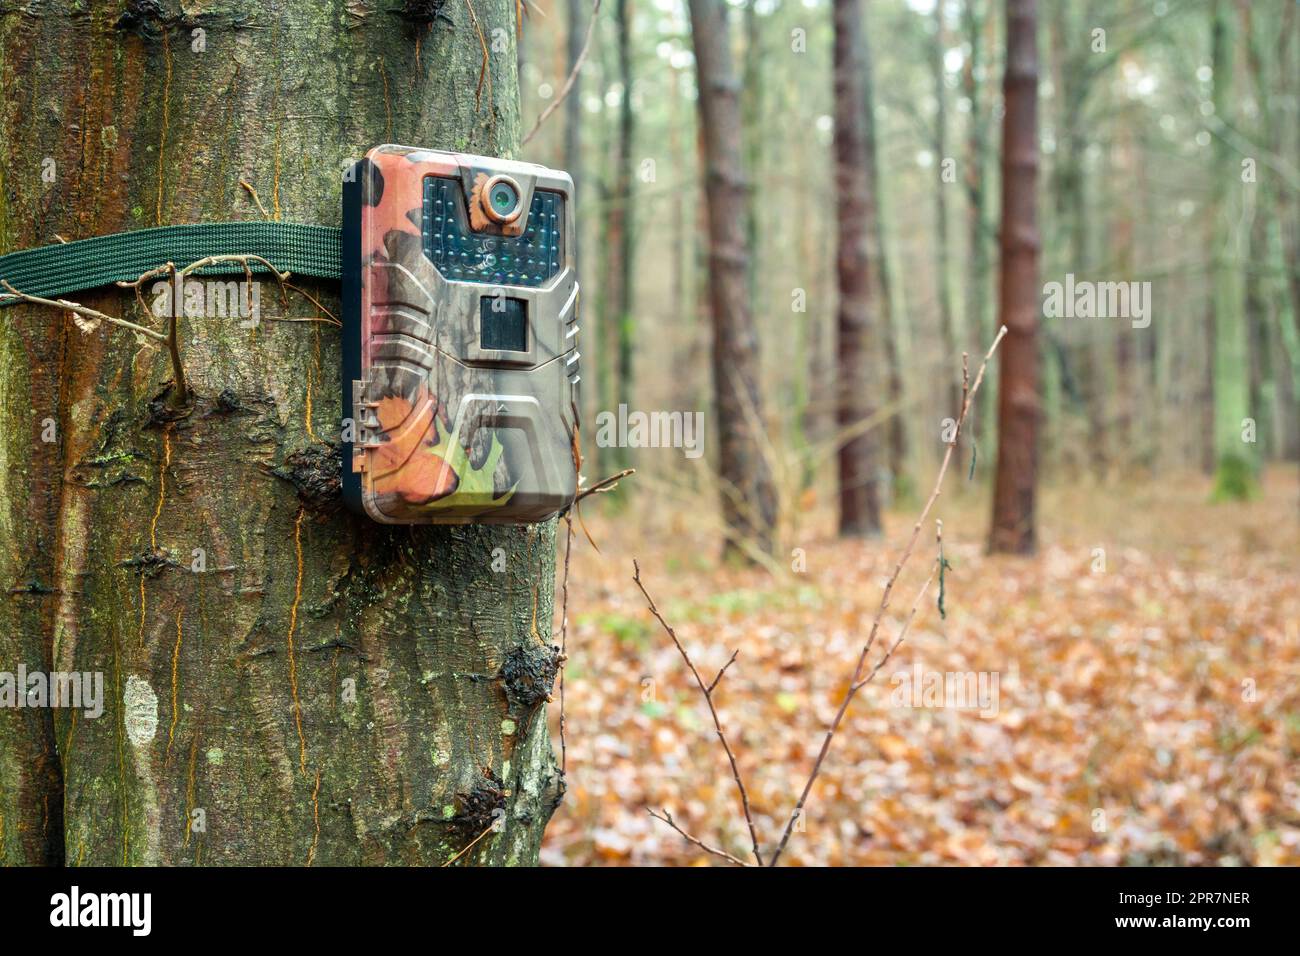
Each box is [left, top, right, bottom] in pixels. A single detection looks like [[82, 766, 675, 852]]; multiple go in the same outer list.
[[686, 0, 778, 558], [832, 0, 882, 537], [988, 0, 1041, 555], [0, 0, 562, 866]]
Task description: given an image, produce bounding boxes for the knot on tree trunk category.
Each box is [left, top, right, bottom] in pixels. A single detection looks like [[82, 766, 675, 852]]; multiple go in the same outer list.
[[499, 641, 560, 716], [114, 1, 166, 39], [272, 444, 343, 515], [395, 0, 453, 25], [449, 768, 507, 835]]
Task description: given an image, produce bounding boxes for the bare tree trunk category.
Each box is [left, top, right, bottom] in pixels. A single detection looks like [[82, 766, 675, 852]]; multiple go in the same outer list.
[[668, 64, 693, 415], [601, 0, 635, 471], [1209, 0, 1254, 498], [0, 0, 561, 866], [1049, 0, 1104, 478], [961, 0, 996, 463], [1111, 74, 1137, 472], [742, 0, 763, 304], [687, 0, 779, 558], [932, 4, 962, 443], [564, 0, 598, 451], [989, 0, 1041, 555], [1242, 0, 1299, 464], [862, 18, 908, 499], [564, 0, 586, 234], [832, 0, 883, 537]]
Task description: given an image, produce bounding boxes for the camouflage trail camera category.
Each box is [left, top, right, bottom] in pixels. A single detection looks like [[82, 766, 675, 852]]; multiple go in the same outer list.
[[343, 145, 580, 524]]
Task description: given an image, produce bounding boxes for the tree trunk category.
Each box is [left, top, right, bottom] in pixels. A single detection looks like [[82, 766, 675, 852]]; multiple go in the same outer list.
[[932, 4, 962, 446], [862, 17, 908, 500], [0, 0, 562, 866], [1110, 63, 1138, 473], [612, 0, 635, 463], [961, 0, 996, 468], [1209, 0, 1255, 498], [687, 0, 779, 558], [832, 0, 883, 537], [989, 0, 1041, 555], [564, 0, 586, 251], [742, 0, 763, 306]]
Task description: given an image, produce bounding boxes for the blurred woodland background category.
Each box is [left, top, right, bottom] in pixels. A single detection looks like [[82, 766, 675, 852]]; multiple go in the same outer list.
[[519, 0, 1300, 865]]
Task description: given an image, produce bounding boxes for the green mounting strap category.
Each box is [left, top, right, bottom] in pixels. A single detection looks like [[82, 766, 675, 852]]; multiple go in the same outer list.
[[0, 222, 342, 305]]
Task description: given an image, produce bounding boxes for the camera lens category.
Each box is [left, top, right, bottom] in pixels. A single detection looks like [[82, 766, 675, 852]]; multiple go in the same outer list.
[[489, 181, 519, 216], [483, 175, 522, 223]]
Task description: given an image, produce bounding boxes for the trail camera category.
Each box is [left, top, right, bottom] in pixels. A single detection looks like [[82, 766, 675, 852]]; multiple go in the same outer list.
[[342, 145, 579, 524]]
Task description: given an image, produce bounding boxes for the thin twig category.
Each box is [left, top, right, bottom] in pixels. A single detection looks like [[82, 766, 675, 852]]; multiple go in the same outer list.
[[117, 254, 292, 303], [646, 809, 749, 867], [118, 254, 331, 328], [262, 315, 340, 327], [284, 281, 340, 325], [574, 467, 635, 504], [521, 0, 603, 147], [634, 559, 763, 866], [5, 245, 324, 413], [1, 281, 166, 342], [239, 180, 271, 218], [706, 649, 739, 695], [461, 0, 491, 109], [441, 822, 496, 867], [853, 540, 941, 693], [767, 326, 1007, 866], [163, 265, 190, 406]]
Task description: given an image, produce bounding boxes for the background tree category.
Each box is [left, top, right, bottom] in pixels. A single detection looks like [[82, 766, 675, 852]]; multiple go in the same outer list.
[[931, 2, 962, 446], [0, 0, 561, 866], [833, 0, 883, 537], [564, 0, 587, 234], [598, 0, 636, 472], [962, 0, 997, 448], [1207, 0, 1254, 499], [989, 0, 1042, 554], [861, 9, 909, 501], [686, 0, 779, 559]]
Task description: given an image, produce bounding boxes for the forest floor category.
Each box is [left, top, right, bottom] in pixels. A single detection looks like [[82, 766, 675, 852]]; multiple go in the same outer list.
[[542, 467, 1300, 866]]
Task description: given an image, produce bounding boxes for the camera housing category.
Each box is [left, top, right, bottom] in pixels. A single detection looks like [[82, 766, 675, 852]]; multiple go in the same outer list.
[[342, 145, 579, 524]]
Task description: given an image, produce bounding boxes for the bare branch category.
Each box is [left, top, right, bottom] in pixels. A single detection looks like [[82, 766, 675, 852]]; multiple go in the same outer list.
[[1, 280, 166, 342], [852, 538, 941, 693], [706, 649, 739, 695], [767, 326, 1007, 866], [575, 467, 635, 504], [461, 0, 492, 110], [239, 179, 272, 218], [117, 253, 292, 303], [283, 281, 340, 325], [441, 822, 496, 867], [6, 245, 328, 412], [633, 559, 763, 866], [521, 0, 603, 147], [162, 265, 190, 406], [646, 809, 749, 867]]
